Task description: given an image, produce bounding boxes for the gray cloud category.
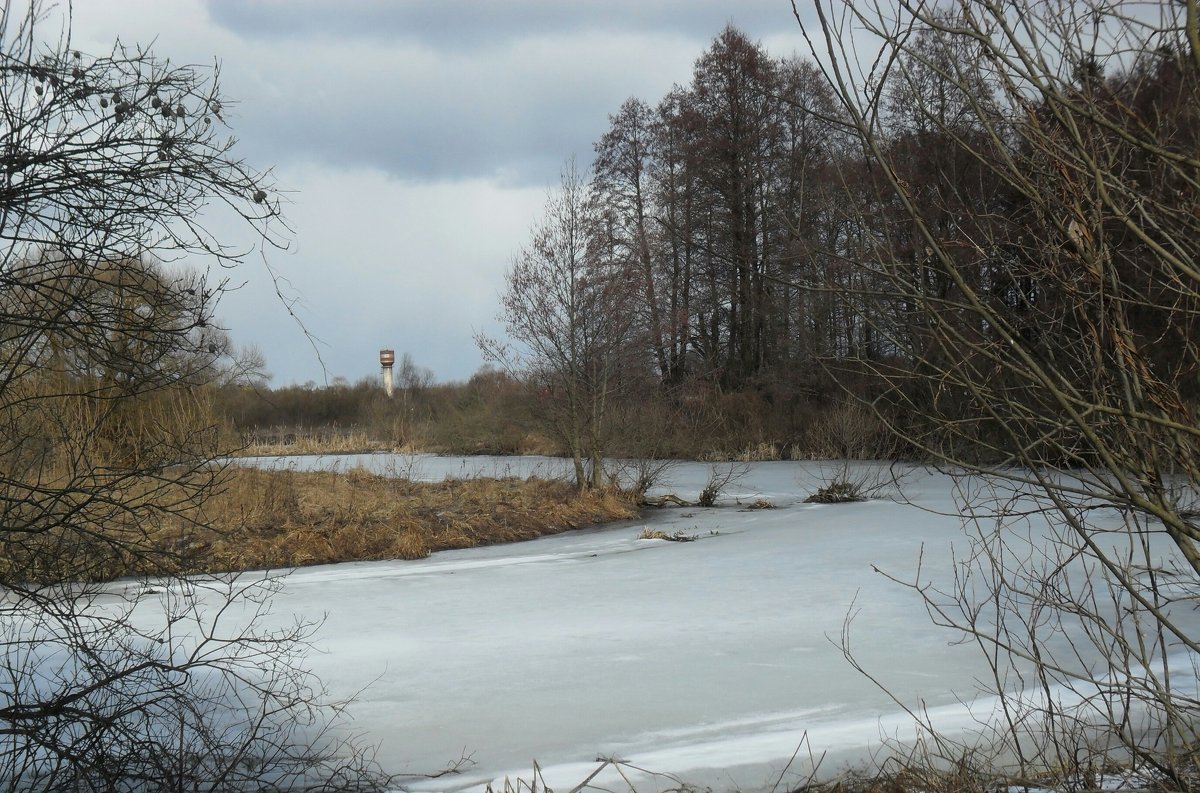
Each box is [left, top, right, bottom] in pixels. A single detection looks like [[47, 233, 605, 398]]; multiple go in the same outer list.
[[205, 1, 801, 49], [69, 1, 817, 383], [206, 1, 810, 187], [225, 42, 631, 186]]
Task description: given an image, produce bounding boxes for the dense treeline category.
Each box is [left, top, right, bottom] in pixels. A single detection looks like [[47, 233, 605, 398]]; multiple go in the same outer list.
[[792, 1, 1200, 783], [588, 25, 1196, 412], [217, 367, 549, 455], [216, 29, 889, 461], [484, 16, 1200, 476], [589, 29, 847, 392], [219, 18, 1199, 469], [214, 363, 848, 459]]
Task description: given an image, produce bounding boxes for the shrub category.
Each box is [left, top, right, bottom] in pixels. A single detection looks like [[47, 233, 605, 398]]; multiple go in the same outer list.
[[804, 478, 866, 503], [802, 400, 894, 460], [697, 463, 749, 507]]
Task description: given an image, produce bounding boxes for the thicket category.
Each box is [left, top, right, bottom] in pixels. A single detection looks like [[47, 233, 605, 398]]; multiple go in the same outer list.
[[212, 366, 894, 461], [788, 0, 1200, 785]]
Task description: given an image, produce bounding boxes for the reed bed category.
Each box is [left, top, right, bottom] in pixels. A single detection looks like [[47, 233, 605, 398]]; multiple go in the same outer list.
[[159, 466, 636, 574]]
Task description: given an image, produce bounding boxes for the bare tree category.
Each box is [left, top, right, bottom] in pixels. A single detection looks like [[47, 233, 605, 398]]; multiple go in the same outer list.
[[794, 0, 1200, 782], [594, 98, 675, 382], [479, 161, 637, 489], [0, 1, 384, 789]]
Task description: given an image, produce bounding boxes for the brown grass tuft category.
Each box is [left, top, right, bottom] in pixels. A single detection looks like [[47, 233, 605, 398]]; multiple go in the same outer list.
[[638, 528, 697, 542]]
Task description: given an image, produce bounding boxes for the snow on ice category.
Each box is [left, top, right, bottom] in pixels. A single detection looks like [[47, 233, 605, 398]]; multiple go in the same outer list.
[[136, 456, 1200, 792]]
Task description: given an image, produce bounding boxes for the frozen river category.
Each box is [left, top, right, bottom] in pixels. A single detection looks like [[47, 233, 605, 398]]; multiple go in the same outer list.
[[171, 455, 1196, 792]]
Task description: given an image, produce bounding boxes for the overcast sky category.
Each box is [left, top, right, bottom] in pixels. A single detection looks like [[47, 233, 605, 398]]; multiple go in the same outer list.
[[69, 1, 814, 385]]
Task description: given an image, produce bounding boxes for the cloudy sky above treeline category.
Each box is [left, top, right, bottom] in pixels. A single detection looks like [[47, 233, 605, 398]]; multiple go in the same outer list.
[[70, 1, 814, 385]]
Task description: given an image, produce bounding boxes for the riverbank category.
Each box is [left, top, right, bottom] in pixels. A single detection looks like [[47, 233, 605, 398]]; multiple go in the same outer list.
[[163, 466, 637, 575]]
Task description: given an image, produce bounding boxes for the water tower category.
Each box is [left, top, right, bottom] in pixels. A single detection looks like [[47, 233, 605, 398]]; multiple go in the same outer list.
[[379, 348, 395, 398]]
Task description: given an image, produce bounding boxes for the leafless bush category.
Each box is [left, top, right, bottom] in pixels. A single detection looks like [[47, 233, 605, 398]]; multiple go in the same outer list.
[[697, 462, 751, 507], [0, 2, 386, 788], [802, 462, 903, 505], [800, 402, 902, 503], [804, 478, 867, 504], [607, 456, 678, 504], [849, 475, 1200, 785], [803, 401, 895, 461], [796, 0, 1200, 782], [0, 576, 389, 792]]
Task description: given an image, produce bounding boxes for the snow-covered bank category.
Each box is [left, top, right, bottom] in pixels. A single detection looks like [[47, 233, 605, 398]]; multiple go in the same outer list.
[[195, 457, 1199, 791]]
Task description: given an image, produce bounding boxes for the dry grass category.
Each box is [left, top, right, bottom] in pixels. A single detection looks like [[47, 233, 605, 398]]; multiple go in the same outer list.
[[637, 528, 696, 542], [154, 466, 636, 574], [788, 756, 1194, 793], [701, 441, 784, 462], [793, 765, 986, 793], [235, 428, 391, 456], [230, 425, 565, 458]]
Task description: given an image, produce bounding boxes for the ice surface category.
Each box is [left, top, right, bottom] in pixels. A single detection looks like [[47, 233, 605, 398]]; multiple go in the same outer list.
[[161, 457, 1199, 792]]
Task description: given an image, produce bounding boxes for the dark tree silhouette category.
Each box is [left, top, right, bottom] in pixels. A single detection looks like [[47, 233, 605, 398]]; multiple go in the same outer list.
[[793, 0, 1200, 781]]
